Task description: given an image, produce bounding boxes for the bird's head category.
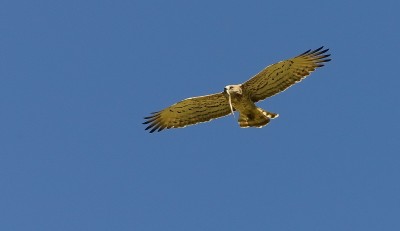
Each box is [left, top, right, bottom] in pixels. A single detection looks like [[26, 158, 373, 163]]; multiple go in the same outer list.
[[224, 85, 242, 118], [224, 85, 242, 95]]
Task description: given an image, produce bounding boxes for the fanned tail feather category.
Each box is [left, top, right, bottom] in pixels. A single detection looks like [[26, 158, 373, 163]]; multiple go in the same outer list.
[[238, 108, 278, 128]]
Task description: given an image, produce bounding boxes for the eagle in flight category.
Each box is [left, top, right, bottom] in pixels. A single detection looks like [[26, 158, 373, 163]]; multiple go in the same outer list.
[[144, 47, 331, 133]]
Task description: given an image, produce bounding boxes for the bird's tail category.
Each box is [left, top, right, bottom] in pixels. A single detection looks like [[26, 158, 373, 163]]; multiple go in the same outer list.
[[238, 108, 278, 128]]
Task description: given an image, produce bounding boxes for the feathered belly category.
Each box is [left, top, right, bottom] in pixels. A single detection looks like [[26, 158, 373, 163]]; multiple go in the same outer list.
[[230, 95, 257, 114]]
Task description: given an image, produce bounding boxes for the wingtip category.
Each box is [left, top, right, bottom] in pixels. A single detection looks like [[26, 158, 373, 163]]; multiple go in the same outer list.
[[150, 124, 161, 133], [299, 49, 312, 56], [313, 48, 330, 56], [311, 46, 324, 54]]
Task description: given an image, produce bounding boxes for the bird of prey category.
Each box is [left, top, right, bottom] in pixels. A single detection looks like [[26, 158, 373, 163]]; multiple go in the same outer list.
[[144, 47, 331, 133]]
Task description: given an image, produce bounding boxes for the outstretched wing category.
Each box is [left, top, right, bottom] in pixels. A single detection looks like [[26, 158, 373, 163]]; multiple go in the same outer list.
[[242, 47, 331, 102], [143, 93, 231, 133]]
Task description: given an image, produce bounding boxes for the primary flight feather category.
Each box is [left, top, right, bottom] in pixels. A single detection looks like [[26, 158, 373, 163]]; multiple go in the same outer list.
[[144, 47, 331, 133]]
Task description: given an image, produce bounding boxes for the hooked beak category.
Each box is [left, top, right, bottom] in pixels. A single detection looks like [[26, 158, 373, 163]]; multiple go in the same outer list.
[[224, 86, 228, 93]]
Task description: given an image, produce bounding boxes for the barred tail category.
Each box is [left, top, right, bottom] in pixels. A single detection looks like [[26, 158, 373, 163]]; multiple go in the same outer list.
[[238, 108, 278, 128]]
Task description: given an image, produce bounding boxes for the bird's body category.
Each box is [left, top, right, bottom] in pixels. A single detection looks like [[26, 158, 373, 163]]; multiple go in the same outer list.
[[223, 84, 278, 128], [144, 47, 331, 133]]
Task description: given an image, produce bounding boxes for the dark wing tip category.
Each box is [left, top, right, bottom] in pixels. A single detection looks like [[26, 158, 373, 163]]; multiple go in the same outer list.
[[318, 54, 331, 59], [310, 46, 324, 54], [157, 127, 165, 132], [313, 48, 329, 56], [309, 47, 331, 64], [144, 111, 167, 133], [298, 49, 312, 56], [299, 46, 331, 58], [150, 124, 162, 133], [145, 124, 153, 130]]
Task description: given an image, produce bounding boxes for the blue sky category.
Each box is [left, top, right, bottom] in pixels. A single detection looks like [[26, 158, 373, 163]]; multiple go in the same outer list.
[[1, 0, 400, 230]]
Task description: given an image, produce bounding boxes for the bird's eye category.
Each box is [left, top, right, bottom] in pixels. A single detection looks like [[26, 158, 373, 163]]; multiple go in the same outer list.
[[230, 86, 233, 89]]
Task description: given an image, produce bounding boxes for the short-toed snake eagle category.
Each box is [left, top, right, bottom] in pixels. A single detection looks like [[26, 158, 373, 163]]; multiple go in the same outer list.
[[144, 47, 331, 133]]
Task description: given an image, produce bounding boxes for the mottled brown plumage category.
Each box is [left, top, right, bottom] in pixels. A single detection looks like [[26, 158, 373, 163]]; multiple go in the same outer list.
[[144, 47, 331, 133]]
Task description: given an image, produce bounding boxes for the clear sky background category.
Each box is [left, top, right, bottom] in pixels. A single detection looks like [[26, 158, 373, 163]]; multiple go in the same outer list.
[[1, 0, 400, 230]]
